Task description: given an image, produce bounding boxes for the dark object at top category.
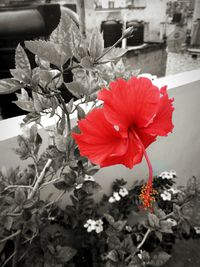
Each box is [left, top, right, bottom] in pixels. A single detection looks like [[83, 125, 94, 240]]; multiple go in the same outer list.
[[101, 20, 123, 48], [126, 21, 144, 46], [0, 3, 77, 119]]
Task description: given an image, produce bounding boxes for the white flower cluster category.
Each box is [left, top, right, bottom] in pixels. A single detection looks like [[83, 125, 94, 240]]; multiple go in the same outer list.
[[160, 187, 180, 201], [194, 226, 200, 234], [158, 170, 176, 179], [75, 175, 95, 190], [84, 219, 103, 233], [166, 218, 177, 227], [84, 174, 95, 182], [108, 187, 129, 203]]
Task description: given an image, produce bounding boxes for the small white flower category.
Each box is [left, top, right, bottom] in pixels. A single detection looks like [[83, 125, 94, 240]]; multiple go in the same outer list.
[[95, 219, 104, 233], [84, 175, 95, 182], [166, 218, 177, 226], [119, 187, 129, 197], [168, 188, 180, 194], [108, 196, 116, 203], [113, 192, 121, 201], [75, 183, 83, 189], [84, 219, 96, 232], [194, 226, 200, 234], [160, 191, 171, 201], [159, 170, 176, 179]]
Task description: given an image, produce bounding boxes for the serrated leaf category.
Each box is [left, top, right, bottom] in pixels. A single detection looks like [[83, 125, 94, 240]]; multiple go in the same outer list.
[[64, 81, 85, 98], [50, 10, 73, 60], [15, 44, 31, 71], [25, 40, 68, 67], [13, 99, 35, 112], [89, 28, 104, 59], [149, 251, 171, 266], [0, 78, 22, 94]]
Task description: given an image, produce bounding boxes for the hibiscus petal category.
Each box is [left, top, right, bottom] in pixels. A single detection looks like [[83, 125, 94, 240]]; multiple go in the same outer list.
[[72, 108, 128, 166], [100, 130, 144, 169], [141, 87, 174, 136], [98, 77, 160, 130]]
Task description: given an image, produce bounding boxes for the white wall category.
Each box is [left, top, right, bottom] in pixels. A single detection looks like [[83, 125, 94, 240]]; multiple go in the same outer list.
[[84, 0, 168, 42], [1, 69, 200, 202]]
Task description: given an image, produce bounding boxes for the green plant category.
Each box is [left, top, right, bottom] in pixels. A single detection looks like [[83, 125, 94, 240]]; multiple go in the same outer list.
[[0, 10, 199, 267]]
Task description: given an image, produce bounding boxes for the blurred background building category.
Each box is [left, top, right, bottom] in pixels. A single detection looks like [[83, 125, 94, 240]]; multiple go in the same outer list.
[[0, 0, 200, 119]]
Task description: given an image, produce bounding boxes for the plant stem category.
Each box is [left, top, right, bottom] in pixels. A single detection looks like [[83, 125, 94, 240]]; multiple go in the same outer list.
[[56, 93, 71, 133], [12, 230, 21, 267], [136, 228, 151, 251], [2, 251, 16, 267], [95, 35, 125, 62], [0, 230, 21, 243], [28, 159, 52, 200]]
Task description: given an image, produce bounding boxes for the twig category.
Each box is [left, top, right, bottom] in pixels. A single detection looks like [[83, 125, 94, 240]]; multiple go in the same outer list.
[[95, 35, 125, 62], [2, 251, 16, 267], [39, 177, 61, 189], [28, 159, 52, 200], [3, 185, 33, 191], [0, 230, 21, 244], [126, 228, 151, 263], [136, 228, 151, 251], [12, 230, 21, 267], [56, 93, 71, 133]]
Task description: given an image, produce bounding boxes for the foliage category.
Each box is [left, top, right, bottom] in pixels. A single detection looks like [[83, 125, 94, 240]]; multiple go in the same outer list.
[[0, 10, 199, 267]]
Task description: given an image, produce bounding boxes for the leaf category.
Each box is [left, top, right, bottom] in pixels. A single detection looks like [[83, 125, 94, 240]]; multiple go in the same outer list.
[[77, 105, 86, 120], [80, 56, 94, 70], [159, 220, 173, 233], [56, 246, 77, 263], [10, 68, 31, 83], [64, 81, 85, 98], [155, 231, 163, 241], [15, 44, 31, 72], [101, 47, 128, 61], [13, 99, 35, 112], [25, 40, 68, 67], [107, 250, 119, 262], [50, 10, 73, 60], [0, 78, 22, 94], [85, 166, 100, 176], [15, 135, 31, 160], [70, 22, 88, 61], [149, 251, 171, 267], [15, 187, 26, 205], [82, 181, 101, 194], [89, 28, 104, 59], [148, 213, 160, 229]]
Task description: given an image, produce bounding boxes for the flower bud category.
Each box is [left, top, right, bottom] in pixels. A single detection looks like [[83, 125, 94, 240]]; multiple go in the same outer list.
[[122, 26, 134, 39]]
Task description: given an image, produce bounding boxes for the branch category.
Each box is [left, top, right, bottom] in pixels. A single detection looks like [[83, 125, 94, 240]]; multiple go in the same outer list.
[[28, 159, 52, 200], [3, 185, 33, 191], [136, 228, 151, 251], [0, 230, 21, 243]]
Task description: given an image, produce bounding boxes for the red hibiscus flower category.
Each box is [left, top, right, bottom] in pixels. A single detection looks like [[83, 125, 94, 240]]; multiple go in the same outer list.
[[72, 77, 174, 209]]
